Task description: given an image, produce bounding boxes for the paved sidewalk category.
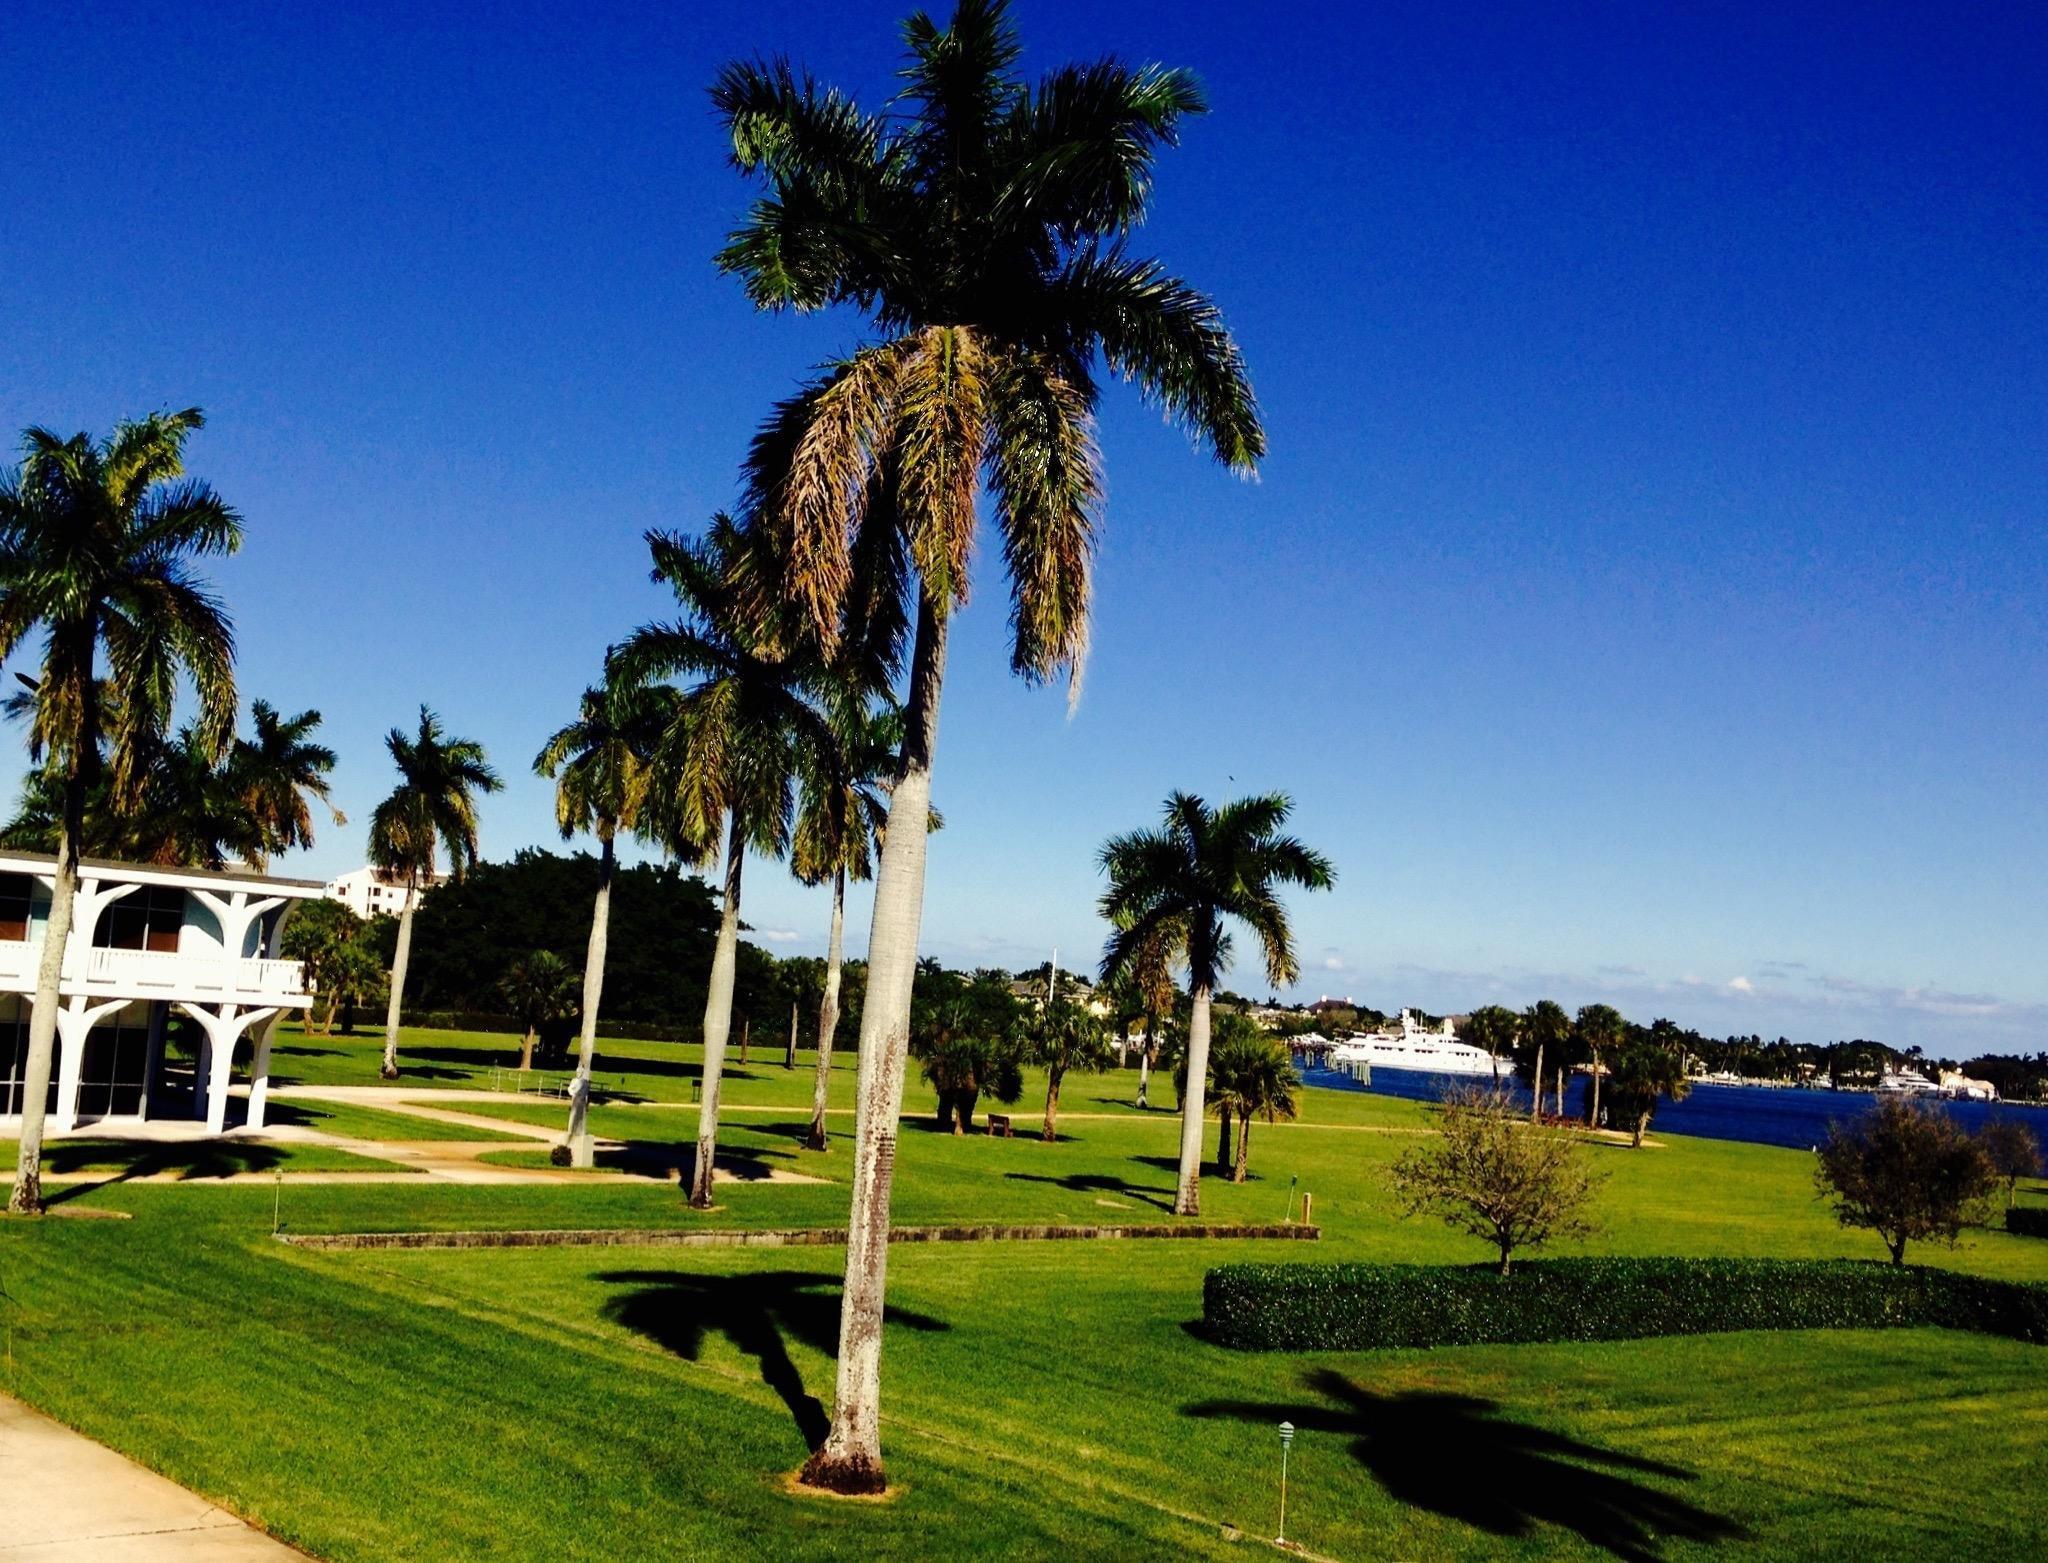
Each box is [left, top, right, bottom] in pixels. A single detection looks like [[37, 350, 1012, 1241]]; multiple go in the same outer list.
[[0, 1394, 300, 1558]]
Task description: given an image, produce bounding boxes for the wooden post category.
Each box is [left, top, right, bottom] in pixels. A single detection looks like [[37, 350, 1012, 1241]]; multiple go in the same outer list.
[[1301, 1192, 1313, 1227]]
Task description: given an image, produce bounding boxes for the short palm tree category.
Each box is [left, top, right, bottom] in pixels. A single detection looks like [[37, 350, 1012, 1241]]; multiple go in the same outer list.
[[713, 0, 1263, 1491], [1099, 792, 1333, 1217], [1210, 1026, 1299, 1183], [611, 520, 832, 1208], [0, 409, 240, 1215], [535, 675, 671, 1166], [498, 950, 580, 1071], [368, 707, 501, 1078], [1033, 991, 1113, 1142], [1462, 1004, 1521, 1086]]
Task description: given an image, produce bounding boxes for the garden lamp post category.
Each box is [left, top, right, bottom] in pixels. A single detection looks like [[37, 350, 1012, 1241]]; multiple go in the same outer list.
[[1277, 1419, 1295, 1546]]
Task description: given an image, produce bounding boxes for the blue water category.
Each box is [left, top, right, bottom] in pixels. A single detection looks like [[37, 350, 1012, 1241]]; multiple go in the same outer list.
[[1298, 1065, 2039, 1152]]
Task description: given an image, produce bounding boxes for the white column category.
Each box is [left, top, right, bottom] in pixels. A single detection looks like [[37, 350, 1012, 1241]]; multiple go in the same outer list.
[[179, 1003, 279, 1134], [140, 1001, 169, 1122], [189, 890, 284, 992], [52, 996, 128, 1132], [247, 1010, 283, 1130]]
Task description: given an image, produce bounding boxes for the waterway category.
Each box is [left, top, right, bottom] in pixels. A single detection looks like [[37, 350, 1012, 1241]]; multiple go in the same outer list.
[[1298, 1063, 2038, 1152]]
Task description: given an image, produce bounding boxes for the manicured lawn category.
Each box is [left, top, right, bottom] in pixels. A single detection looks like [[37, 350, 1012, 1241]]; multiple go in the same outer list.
[[4, 1069, 2046, 1560], [260, 1096, 528, 1144]]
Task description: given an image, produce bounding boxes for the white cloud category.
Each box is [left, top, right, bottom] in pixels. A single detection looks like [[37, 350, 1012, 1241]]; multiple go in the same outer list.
[[756, 928, 801, 945], [1727, 976, 1754, 993]]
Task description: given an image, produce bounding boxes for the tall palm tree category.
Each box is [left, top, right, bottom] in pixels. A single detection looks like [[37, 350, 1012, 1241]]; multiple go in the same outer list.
[[713, 1, 1263, 1491], [1575, 1002, 1626, 1131], [535, 676, 671, 1166], [232, 701, 343, 866], [1099, 792, 1333, 1218], [0, 409, 240, 1215], [1522, 998, 1570, 1121], [791, 699, 896, 1152], [368, 707, 501, 1078], [1462, 1004, 1521, 1086], [612, 520, 831, 1208]]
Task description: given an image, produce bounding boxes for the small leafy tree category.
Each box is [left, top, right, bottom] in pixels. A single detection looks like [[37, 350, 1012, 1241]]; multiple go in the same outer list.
[[1603, 1031, 1692, 1147], [281, 899, 366, 1034], [1815, 1097, 1997, 1265], [1033, 993, 1113, 1141], [1975, 1118, 2041, 1214], [1209, 1027, 1299, 1183], [1389, 1085, 1603, 1275]]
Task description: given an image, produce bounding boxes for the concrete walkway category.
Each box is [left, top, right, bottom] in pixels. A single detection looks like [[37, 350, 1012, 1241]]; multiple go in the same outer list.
[[0, 1394, 300, 1558]]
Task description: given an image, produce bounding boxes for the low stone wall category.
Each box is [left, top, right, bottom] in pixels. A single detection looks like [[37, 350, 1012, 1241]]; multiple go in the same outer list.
[[279, 1221, 1321, 1252]]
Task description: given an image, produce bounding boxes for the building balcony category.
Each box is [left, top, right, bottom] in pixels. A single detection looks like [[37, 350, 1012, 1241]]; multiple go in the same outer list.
[[0, 937, 308, 1005]]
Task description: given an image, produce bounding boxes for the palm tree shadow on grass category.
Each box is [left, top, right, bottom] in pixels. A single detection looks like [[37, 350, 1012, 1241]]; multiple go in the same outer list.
[[598, 1269, 948, 1452], [1186, 1369, 1746, 1562], [1003, 1171, 1174, 1213], [42, 1139, 292, 1206]]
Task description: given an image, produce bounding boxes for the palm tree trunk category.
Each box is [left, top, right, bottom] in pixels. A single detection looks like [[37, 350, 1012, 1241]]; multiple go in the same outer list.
[[786, 1004, 797, 1068], [1215, 1101, 1234, 1176], [1556, 1066, 1565, 1119], [1137, 1010, 1156, 1108], [1531, 1042, 1544, 1121], [1234, 1117, 1251, 1183], [1590, 1050, 1602, 1129], [805, 869, 846, 1151], [689, 812, 747, 1209], [1173, 983, 1215, 1216], [565, 833, 613, 1168], [380, 884, 417, 1079], [1633, 1111, 1649, 1149], [802, 593, 946, 1496], [8, 785, 83, 1217], [518, 1026, 536, 1071], [1042, 1066, 1063, 1142]]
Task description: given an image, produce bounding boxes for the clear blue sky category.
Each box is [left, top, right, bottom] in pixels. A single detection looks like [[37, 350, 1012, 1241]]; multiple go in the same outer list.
[[4, 1, 2043, 1053]]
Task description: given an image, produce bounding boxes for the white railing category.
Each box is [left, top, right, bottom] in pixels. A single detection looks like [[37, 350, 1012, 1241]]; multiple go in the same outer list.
[[0, 937, 34, 986], [79, 945, 306, 1000]]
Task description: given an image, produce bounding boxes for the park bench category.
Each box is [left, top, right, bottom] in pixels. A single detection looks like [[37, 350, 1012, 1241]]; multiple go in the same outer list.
[[986, 1113, 1014, 1138]]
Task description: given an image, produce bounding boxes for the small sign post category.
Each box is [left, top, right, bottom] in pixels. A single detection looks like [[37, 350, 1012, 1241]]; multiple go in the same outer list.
[[1277, 1419, 1296, 1547]]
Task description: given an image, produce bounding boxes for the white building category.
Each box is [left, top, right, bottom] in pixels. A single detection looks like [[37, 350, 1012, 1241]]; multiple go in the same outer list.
[[0, 852, 323, 1136], [324, 865, 440, 920]]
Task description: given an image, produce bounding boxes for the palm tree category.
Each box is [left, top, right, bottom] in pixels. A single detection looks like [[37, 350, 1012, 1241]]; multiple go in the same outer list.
[[1099, 792, 1334, 1218], [1521, 998, 1570, 1121], [1210, 1027, 1300, 1183], [232, 701, 343, 866], [612, 521, 830, 1209], [535, 676, 671, 1166], [1604, 1031, 1692, 1147], [0, 409, 240, 1215], [498, 950, 580, 1071], [368, 707, 501, 1078], [713, 2, 1264, 1491], [1105, 916, 1182, 1109], [1033, 991, 1112, 1142], [1575, 1003, 1626, 1131], [1462, 1004, 1521, 1086], [791, 699, 896, 1152]]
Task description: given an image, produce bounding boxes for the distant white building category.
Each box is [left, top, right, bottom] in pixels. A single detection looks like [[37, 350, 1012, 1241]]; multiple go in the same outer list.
[[325, 865, 443, 920], [0, 852, 323, 1135]]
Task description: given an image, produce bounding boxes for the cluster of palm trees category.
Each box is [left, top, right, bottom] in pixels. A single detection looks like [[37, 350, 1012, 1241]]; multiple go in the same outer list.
[[1462, 998, 1690, 1144], [4, 0, 1279, 1494]]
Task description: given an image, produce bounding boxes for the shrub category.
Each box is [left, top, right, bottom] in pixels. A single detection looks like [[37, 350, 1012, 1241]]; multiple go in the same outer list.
[[1979, 1119, 2042, 1212], [1202, 1257, 2048, 1351], [2008, 1207, 2048, 1240], [549, 1143, 573, 1168]]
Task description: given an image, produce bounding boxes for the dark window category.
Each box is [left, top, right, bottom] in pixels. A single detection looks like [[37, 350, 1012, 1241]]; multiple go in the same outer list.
[[96, 886, 186, 952], [0, 873, 32, 942], [77, 1014, 150, 1119], [0, 1007, 55, 1116]]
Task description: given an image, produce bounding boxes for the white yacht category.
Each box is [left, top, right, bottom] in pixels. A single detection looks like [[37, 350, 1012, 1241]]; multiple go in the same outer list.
[[1877, 1066, 1940, 1096], [1329, 1010, 1506, 1078]]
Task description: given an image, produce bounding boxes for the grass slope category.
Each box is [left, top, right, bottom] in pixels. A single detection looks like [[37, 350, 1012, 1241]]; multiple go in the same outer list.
[[4, 1021, 2045, 1560]]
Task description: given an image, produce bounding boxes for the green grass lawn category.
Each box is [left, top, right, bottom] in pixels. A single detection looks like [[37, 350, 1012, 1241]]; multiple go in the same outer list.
[[5, 1034, 2047, 1560], [260, 1096, 529, 1144]]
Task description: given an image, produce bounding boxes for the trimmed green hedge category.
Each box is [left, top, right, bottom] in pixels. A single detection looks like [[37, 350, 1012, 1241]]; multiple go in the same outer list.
[[1203, 1257, 2048, 1351], [2008, 1207, 2048, 1240]]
